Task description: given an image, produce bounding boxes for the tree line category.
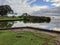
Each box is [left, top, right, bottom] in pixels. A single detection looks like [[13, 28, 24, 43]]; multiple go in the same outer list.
[[20, 13, 51, 23], [0, 5, 51, 23]]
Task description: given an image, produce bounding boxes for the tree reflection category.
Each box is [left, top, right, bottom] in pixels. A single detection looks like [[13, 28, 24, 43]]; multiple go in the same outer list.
[[0, 21, 14, 29]]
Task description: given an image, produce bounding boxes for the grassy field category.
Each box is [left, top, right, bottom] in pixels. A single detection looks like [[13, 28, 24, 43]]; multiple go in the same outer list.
[[0, 30, 56, 45]]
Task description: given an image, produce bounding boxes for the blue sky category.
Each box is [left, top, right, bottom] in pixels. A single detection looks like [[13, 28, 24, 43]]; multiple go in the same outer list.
[[0, 0, 60, 16], [30, 0, 53, 7]]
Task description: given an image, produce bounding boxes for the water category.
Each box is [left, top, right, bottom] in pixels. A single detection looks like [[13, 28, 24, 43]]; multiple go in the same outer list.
[[12, 16, 60, 31], [0, 21, 14, 29], [0, 16, 60, 31]]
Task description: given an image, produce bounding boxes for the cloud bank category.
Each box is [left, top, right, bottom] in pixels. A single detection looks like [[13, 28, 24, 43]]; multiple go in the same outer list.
[[32, 0, 60, 16], [44, 0, 60, 7], [0, 0, 60, 16], [32, 7, 60, 16], [0, 0, 48, 15]]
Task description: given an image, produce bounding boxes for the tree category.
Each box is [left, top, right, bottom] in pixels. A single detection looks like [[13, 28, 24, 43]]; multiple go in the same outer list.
[[0, 5, 14, 16]]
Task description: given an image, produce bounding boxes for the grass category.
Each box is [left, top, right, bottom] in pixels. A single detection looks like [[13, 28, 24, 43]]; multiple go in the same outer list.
[[0, 16, 23, 21], [0, 30, 56, 45]]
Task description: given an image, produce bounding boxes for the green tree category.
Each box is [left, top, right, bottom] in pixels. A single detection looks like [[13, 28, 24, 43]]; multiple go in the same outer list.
[[0, 5, 14, 16]]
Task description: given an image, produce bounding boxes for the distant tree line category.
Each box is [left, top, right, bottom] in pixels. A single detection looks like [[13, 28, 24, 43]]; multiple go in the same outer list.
[[20, 13, 51, 23]]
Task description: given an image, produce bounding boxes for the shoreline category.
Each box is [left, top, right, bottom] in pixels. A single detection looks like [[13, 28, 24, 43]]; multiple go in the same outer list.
[[0, 27, 60, 33], [0, 27, 60, 42]]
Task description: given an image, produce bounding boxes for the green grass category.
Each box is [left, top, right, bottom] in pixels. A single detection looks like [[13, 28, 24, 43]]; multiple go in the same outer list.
[[0, 16, 23, 21], [0, 30, 56, 45]]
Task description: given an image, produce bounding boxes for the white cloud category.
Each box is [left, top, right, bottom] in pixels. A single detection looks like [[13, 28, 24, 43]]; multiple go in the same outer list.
[[51, 0, 60, 7], [50, 0, 60, 2], [29, 6, 48, 14], [32, 7, 60, 16], [44, 0, 60, 7], [52, 3, 60, 7], [43, 0, 50, 2], [29, 0, 36, 5], [0, 0, 48, 15], [44, 0, 60, 2]]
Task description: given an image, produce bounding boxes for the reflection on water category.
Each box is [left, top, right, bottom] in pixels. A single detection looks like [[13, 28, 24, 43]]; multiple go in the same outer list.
[[0, 16, 60, 31], [12, 16, 60, 31], [0, 21, 14, 29]]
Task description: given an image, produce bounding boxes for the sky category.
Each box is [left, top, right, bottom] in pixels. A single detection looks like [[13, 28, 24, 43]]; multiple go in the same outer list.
[[0, 0, 60, 16]]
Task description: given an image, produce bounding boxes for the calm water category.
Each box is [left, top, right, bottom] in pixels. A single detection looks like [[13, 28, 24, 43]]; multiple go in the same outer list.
[[0, 16, 60, 31], [12, 16, 60, 31]]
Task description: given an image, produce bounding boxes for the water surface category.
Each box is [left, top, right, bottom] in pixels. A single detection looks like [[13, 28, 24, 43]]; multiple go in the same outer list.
[[12, 16, 60, 31], [0, 16, 60, 31]]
